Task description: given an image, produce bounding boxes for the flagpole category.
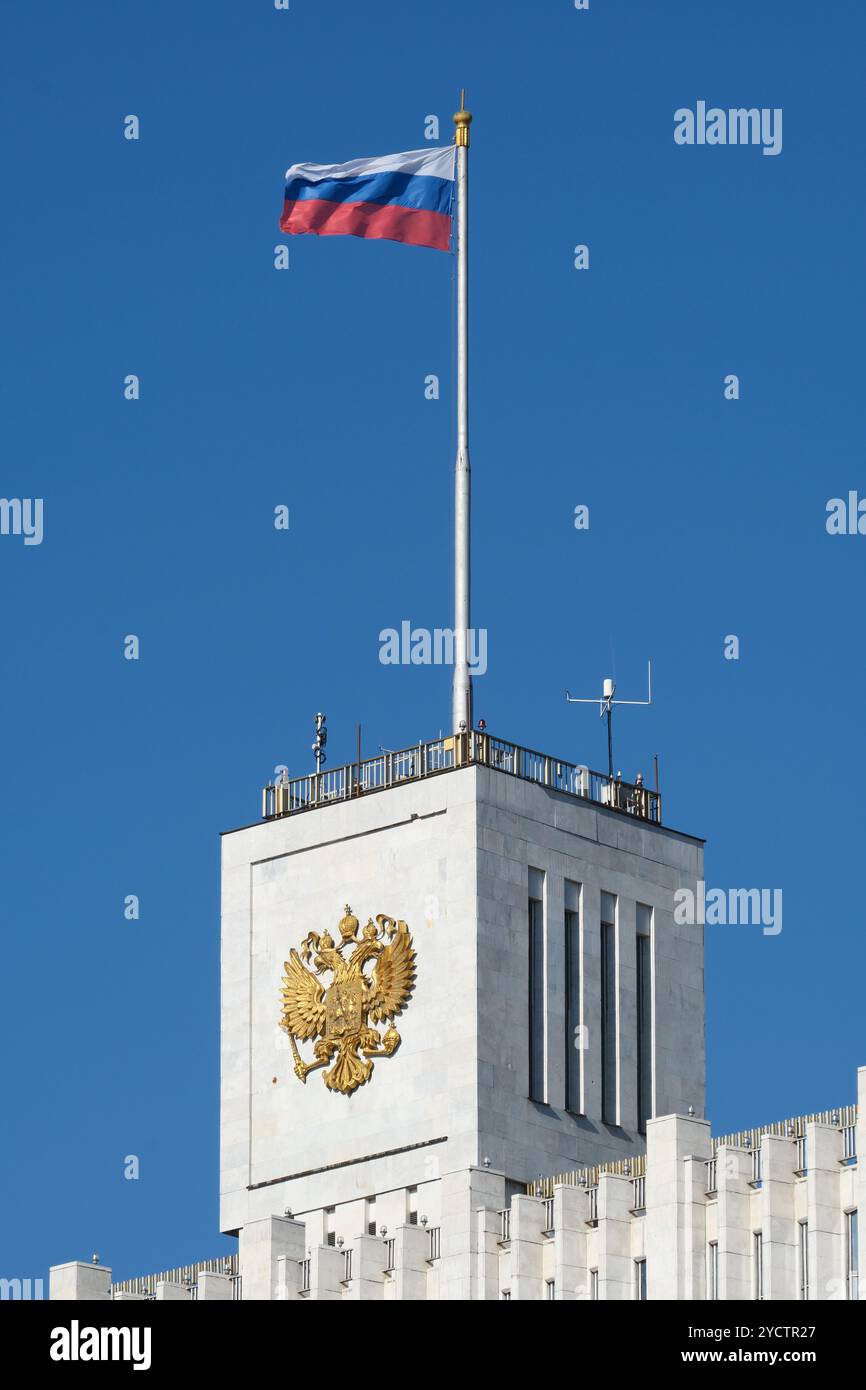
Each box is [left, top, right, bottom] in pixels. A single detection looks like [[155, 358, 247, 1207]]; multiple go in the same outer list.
[[452, 93, 473, 736]]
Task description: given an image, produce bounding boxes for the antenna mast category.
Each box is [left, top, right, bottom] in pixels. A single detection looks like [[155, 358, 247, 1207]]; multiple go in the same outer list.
[[312, 712, 328, 774], [565, 662, 653, 781]]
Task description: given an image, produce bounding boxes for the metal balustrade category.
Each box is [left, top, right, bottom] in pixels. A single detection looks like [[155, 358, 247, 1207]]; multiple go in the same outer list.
[[712, 1104, 856, 1154], [263, 731, 661, 825], [520, 1104, 858, 1222], [498, 1209, 511, 1244], [111, 1255, 238, 1300], [527, 1153, 645, 1200], [384, 1238, 396, 1272], [427, 1226, 441, 1261]]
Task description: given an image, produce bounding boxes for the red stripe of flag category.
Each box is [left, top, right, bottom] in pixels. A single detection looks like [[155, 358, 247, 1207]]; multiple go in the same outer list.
[[280, 197, 452, 252]]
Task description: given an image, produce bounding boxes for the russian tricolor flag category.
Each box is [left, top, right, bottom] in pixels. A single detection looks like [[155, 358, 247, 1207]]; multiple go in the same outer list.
[[280, 146, 456, 252]]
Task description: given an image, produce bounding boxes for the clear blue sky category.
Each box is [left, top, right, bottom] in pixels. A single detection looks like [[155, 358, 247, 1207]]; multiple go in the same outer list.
[[2, 0, 864, 1286]]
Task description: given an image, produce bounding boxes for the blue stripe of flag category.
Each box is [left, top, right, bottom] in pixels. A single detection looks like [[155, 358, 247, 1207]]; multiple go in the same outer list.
[[283, 170, 454, 217]]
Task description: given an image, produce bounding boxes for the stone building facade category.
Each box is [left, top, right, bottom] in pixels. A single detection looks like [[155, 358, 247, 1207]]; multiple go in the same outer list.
[[48, 735, 862, 1300]]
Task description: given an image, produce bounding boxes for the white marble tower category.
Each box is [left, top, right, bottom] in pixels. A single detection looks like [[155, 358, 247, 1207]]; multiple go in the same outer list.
[[219, 738, 705, 1294]]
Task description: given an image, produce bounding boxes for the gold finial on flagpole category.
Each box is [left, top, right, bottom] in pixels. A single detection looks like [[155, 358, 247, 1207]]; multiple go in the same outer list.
[[453, 89, 472, 147]]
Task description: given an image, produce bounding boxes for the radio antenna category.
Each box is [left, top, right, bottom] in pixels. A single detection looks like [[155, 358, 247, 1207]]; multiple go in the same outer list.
[[565, 661, 653, 782]]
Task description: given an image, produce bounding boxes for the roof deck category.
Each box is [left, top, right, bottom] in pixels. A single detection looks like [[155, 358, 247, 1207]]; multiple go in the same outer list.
[[262, 730, 662, 825]]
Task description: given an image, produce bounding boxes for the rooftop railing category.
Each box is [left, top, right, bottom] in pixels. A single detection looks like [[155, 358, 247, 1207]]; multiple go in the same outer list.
[[712, 1104, 857, 1155], [111, 1254, 238, 1300], [527, 1106, 857, 1208], [263, 731, 661, 825], [527, 1153, 646, 1201]]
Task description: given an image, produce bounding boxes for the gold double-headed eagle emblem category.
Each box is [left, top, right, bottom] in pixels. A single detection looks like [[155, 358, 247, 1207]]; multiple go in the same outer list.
[[279, 907, 416, 1095]]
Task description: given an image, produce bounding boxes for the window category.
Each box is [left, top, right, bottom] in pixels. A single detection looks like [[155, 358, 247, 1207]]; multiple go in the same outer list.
[[634, 1258, 647, 1301], [601, 892, 617, 1124], [798, 1221, 809, 1300], [406, 1187, 418, 1226], [590, 1268, 599, 1300], [325, 1206, 335, 1247], [846, 1211, 859, 1301], [753, 1231, 763, 1301], [546, 1279, 556, 1301], [528, 869, 545, 1102], [707, 1242, 718, 1300], [565, 881, 581, 1113], [636, 905, 652, 1132], [365, 1196, 377, 1236]]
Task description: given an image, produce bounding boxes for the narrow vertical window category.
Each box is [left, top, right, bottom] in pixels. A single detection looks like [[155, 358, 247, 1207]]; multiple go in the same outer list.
[[528, 868, 545, 1101], [366, 1196, 377, 1236], [546, 1279, 556, 1301], [636, 903, 652, 1132], [707, 1241, 718, 1300], [590, 1268, 599, 1300], [753, 1231, 763, 1301], [799, 1221, 809, 1300], [565, 880, 581, 1113], [407, 1187, 418, 1226], [600, 892, 617, 1124], [846, 1211, 859, 1301], [634, 1258, 647, 1300], [325, 1206, 336, 1246]]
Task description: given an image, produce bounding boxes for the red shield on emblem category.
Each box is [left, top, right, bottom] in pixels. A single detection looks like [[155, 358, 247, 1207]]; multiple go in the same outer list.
[[324, 978, 364, 1041]]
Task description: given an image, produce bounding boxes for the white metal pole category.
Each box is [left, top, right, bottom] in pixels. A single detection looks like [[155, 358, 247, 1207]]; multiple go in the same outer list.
[[452, 95, 472, 735]]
